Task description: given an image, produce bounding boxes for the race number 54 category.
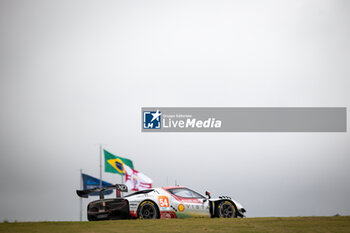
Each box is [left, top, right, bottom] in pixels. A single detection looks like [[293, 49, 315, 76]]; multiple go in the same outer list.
[[158, 196, 169, 207]]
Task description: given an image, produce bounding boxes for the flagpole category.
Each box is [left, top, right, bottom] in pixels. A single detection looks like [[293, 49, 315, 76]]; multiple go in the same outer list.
[[79, 169, 83, 222], [120, 172, 124, 197], [99, 145, 102, 188]]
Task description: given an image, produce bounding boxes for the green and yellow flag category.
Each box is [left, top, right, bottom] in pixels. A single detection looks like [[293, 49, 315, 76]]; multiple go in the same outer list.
[[104, 150, 134, 175]]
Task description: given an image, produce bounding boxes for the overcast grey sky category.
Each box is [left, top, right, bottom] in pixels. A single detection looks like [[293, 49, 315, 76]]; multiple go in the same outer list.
[[0, 0, 349, 221]]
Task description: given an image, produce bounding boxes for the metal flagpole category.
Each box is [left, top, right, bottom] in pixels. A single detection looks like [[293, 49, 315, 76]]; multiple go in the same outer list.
[[99, 145, 102, 188], [79, 169, 83, 221]]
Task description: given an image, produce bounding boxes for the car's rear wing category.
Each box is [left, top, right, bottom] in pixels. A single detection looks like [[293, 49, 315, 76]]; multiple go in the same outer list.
[[76, 184, 128, 199]]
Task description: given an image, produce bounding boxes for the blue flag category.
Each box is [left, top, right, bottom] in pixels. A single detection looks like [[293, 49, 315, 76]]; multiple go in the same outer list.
[[82, 173, 113, 196]]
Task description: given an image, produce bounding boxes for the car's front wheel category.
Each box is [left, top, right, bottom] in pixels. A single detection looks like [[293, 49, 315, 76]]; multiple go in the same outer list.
[[137, 201, 159, 219], [217, 201, 237, 218]]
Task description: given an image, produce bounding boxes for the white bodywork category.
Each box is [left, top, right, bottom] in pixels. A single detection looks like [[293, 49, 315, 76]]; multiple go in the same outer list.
[[124, 186, 246, 218]]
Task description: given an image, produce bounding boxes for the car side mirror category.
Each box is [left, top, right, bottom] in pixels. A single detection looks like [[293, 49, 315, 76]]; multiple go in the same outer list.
[[205, 191, 211, 199]]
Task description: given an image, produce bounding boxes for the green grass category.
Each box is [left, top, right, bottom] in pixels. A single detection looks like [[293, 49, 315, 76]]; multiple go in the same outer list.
[[1, 217, 350, 233]]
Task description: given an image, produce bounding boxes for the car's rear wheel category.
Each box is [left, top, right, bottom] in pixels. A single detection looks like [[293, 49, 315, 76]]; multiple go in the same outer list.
[[217, 201, 237, 218], [137, 201, 159, 219]]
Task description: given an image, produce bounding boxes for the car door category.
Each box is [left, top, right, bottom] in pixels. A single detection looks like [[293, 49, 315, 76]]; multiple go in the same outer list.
[[166, 188, 210, 218]]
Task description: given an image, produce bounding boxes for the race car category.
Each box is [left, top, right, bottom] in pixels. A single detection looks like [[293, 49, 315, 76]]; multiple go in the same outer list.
[[76, 184, 246, 221]]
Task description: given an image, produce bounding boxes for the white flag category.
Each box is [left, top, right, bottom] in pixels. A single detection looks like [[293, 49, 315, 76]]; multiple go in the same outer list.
[[124, 165, 152, 192]]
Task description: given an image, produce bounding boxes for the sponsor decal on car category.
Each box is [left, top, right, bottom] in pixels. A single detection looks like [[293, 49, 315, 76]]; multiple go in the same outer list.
[[178, 204, 185, 212], [158, 196, 169, 207]]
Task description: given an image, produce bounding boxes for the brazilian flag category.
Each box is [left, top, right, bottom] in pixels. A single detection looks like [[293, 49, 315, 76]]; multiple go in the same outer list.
[[104, 150, 134, 175]]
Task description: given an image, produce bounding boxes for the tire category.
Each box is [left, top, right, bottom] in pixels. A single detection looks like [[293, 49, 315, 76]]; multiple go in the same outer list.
[[137, 201, 159, 219], [216, 200, 237, 218]]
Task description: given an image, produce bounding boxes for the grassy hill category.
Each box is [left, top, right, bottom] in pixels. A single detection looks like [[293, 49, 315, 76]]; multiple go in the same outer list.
[[1, 216, 350, 233]]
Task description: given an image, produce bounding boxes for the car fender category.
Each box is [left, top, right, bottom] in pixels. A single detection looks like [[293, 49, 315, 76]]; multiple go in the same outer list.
[[210, 198, 246, 217], [125, 194, 161, 218], [136, 198, 161, 218]]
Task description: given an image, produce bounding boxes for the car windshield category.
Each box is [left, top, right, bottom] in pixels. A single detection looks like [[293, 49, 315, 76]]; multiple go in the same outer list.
[[167, 188, 205, 199]]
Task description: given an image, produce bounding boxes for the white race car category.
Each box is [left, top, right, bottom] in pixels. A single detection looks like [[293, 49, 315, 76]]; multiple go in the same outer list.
[[77, 184, 246, 220]]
